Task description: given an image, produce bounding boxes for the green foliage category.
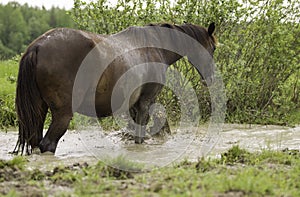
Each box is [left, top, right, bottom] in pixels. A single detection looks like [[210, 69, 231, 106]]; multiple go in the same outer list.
[[0, 94, 17, 129], [0, 2, 75, 60], [98, 116, 126, 131], [71, 0, 300, 125], [220, 145, 252, 164], [0, 41, 15, 60], [0, 3, 75, 128], [103, 155, 145, 173], [0, 58, 19, 129], [71, 0, 241, 34], [219, 1, 300, 124]]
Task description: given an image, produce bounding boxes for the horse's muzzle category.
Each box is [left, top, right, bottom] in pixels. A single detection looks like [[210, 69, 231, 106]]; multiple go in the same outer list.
[[202, 75, 215, 87]]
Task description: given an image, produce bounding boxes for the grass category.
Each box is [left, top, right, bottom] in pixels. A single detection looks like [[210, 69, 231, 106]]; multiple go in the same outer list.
[[0, 156, 27, 170], [0, 58, 19, 129], [1, 146, 300, 196], [0, 57, 18, 94]]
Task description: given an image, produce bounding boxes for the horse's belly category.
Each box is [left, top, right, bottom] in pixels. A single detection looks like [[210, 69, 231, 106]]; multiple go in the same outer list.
[[94, 85, 142, 117]]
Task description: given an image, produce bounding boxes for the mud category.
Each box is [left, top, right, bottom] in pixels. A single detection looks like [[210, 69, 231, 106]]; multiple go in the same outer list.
[[1, 124, 300, 170]]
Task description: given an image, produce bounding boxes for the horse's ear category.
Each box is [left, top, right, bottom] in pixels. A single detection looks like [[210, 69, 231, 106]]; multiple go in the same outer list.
[[208, 22, 215, 36]]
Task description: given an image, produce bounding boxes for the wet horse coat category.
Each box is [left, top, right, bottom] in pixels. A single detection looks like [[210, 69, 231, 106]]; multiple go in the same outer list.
[[14, 23, 216, 154]]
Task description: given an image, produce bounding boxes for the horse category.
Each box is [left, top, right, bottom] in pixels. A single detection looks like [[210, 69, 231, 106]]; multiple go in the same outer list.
[[13, 22, 217, 154]]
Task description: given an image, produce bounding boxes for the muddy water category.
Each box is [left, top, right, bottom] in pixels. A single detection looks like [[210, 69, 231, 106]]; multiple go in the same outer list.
[[1, 124, 299, 170]]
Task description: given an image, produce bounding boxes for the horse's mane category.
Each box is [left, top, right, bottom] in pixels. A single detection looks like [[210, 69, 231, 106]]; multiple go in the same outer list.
[[147, 22, 217, 44], [118, 22, 216, 46]]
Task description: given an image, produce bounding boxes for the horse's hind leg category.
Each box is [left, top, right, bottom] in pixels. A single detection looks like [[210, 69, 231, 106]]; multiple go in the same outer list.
[[39, 109, 72, 153], [30, 102, 48, 151]]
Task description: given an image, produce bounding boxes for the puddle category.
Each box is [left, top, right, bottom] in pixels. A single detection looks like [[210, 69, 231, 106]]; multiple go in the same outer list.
[[210, 124, 300, 156], [1, 124, 300, 170]]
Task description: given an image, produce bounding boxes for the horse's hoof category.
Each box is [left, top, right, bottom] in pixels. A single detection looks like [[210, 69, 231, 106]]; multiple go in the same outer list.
[[134, 136, 144, 144], [39, 139, 57, 154], [32, 147, 41, 155], [41, 151, 55, 155]]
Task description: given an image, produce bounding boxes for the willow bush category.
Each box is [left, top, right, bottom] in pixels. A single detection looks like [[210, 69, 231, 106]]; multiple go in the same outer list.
[[70, 0, 299, 125], [217, 1, 300, 124]]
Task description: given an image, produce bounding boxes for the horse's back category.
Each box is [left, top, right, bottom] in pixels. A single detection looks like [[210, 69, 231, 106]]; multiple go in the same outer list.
[[32, 28, 99, 111]]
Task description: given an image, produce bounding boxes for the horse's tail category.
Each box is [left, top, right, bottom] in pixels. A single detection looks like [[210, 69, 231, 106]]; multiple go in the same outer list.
[[14, 46, 47, 155]]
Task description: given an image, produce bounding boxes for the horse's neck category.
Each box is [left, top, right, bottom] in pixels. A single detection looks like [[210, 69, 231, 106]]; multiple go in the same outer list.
[[161, 50, 182, 65], [158, 26, 197, 65]]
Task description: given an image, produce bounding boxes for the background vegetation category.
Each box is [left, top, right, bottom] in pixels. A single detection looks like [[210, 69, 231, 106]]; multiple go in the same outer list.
[[0, 2, 75, 129], [0, 2, 75, 60], [0, 0, 299, 129]]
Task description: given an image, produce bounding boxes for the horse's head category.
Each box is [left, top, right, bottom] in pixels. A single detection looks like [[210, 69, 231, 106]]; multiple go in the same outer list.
[[176, 22, 217, 85]]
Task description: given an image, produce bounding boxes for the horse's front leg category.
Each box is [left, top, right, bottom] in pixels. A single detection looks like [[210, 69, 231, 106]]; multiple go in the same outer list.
[[133, 100, 151, 144], [150, 113, 171, 136], [127, 107, 137, 131]]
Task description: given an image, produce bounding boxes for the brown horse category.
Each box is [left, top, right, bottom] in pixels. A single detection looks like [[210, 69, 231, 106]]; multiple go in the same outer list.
[[14, 22, 217, 154]]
